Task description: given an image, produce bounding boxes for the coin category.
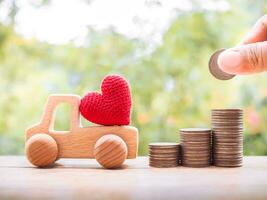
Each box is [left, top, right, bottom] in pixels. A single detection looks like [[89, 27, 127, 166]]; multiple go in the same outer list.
[[180, 128, 211, 132], [182, 160, 210, 168], [214, 158, 243, 163], [149, 142, 180, 148], [212, 108, 243, 112], [149, 150, 179, 155], [149, 161, 178, 168], [209, 49, 236, 80]]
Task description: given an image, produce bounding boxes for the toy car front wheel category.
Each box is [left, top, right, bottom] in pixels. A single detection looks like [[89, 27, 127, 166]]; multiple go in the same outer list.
[[25, 133, 58, 167], [94, 134, 128, 169]]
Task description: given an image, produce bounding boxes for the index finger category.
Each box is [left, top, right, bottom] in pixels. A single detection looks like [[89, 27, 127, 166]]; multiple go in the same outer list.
[[240, 15, 267, 45]]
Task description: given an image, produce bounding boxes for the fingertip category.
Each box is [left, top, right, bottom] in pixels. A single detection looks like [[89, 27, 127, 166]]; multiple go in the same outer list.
[[217, 50, 243, 75]]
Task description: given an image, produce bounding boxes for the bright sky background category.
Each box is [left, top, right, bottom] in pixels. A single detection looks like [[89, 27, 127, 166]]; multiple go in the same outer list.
[[1, 0, 229, 45]]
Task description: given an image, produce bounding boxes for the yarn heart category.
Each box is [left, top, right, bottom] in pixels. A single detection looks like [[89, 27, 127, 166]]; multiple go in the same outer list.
[[80, 75, 132, 125]]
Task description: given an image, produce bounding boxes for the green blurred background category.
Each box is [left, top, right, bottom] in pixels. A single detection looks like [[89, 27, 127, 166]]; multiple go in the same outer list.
[[0, 0, 267, 156]]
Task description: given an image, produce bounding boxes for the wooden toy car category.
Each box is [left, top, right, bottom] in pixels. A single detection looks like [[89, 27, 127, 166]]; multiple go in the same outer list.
[[25, 94, 138, 169]]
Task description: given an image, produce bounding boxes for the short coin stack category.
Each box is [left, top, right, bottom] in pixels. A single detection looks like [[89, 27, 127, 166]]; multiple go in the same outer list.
[[211, 109, 243, 167], [149, 143, 180, 168], [180, 128, 212, 167]]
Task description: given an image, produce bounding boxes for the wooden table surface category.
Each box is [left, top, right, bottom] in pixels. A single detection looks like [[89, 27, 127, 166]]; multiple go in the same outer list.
[[0, 156, 267, 200]]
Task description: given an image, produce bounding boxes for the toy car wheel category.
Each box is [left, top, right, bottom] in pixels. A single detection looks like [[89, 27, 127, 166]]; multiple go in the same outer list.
[[25, 133, 58, 167], [94, 134, 128, 169]]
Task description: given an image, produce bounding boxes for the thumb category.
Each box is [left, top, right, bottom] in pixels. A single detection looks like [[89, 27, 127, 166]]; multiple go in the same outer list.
[[217, 41, 267, 75]]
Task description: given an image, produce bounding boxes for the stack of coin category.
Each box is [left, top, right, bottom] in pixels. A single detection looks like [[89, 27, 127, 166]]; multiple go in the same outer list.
[[180, 128, 212, 167], [149, 143, 180, 168], [211, 109, 243, 167]]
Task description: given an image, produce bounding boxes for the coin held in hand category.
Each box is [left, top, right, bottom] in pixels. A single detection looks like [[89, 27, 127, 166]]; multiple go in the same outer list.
[[209, 49, 236, 80]]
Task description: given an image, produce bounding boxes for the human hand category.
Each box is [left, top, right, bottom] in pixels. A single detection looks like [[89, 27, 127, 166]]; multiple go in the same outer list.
[[218, 15, 267, 75]]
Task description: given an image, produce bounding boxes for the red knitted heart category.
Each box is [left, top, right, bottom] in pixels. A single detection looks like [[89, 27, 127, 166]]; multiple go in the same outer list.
[[80, 75, 132, 125]]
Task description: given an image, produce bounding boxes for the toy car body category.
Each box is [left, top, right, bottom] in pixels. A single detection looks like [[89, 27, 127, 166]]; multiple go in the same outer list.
[[25, 94, 138, 168]]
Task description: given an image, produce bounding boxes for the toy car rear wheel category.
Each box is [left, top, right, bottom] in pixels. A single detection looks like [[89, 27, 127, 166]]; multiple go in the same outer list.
[[25, 133, 58, 167], [94, 134, 128, 169]]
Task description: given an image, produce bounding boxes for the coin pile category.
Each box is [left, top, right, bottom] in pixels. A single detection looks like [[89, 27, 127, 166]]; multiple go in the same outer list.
[[211, 109, 243, 167], [149, 143, 180, 168], [180, 128, 212, 167]]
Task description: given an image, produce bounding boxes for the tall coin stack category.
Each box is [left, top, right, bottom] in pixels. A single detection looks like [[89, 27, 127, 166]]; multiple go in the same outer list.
[[211, 109, 243, 167], [180, 128, 212, 167], [149, 143, 180, 168]]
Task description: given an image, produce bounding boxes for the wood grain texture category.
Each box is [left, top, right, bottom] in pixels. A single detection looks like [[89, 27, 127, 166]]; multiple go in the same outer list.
[[94, 134, 128, 168], [25, 94, 138, 160], [25, 134, 58, 167], [0, 156, 267, 200]]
